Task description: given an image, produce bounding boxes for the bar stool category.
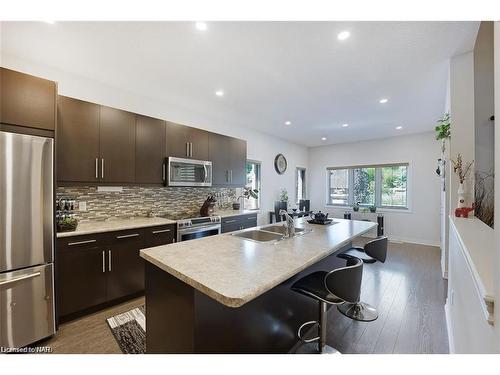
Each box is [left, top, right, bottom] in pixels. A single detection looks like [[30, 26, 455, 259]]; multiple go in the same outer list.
[[336, 236, 388, 322], [291, 257, 363, 354]]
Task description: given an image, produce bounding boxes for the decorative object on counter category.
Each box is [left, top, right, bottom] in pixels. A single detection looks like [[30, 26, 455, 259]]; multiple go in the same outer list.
[[451, 153, 474, 208], [352, 202, 360, 212], [56, 216, 78, 232], [200, 195, 217, 216], [455, 205, 475, 219], [308, 211, 332, 225], [274, 153, 288, 174], [233, 186, 259, 210], [435, 112, 451, 154], [56, 196, 78, 232], [369, 205, 377, 213]]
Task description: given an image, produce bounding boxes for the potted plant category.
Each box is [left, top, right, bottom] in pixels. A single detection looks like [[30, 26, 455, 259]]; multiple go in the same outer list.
[[233, 187, 259, 210], [435, 113, 451, 154], [279, 188, 289, 203], [352, 202, 360, 212], [369, 205, 377, 213], [57, 216, 78, 232]]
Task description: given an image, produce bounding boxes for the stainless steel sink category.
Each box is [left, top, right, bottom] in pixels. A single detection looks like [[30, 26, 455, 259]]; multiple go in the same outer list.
[[232, 230, 284, 242]]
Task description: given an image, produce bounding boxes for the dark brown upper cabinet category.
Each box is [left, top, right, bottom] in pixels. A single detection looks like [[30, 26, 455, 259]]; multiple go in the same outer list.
[[166, 122, 209, 160], [0, 67, 57, 131], [208, 133, 247, 187], [99, 106, 136, 183], [135, 115, 166, 185], [57, 96, 100, 183]]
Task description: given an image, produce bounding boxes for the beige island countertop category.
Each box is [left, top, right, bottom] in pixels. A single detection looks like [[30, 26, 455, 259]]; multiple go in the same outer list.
[[140, 218, 377, 308], [56, 216, 177, 238]]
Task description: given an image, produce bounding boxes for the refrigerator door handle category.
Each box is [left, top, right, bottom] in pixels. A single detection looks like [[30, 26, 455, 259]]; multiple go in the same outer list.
[[0, 272, 41, 287]]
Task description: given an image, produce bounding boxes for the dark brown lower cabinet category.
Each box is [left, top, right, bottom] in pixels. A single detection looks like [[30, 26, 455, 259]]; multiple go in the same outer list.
[[105, 231, 145, 301], [57, 246, 107, 317], [221, 213, 258, 233], [56, 224, 176, 321]]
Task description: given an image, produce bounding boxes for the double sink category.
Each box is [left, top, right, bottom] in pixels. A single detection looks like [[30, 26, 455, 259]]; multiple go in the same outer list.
[[232, 224, 312, 243]]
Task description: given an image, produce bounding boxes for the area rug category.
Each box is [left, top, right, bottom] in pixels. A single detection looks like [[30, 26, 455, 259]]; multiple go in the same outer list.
[[106, 305, 146, 354]]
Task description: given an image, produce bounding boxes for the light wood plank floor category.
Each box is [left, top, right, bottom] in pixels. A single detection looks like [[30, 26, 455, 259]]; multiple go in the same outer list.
[[40, 239, 448, 354]]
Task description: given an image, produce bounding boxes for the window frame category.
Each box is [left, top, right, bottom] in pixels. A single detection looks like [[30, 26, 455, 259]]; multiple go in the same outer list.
[[244, 159, 261, 210], [295, 167, 306, 204], [326, 163, 410, 211]]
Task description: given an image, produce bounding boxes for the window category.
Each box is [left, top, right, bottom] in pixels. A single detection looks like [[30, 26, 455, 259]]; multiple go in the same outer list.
[[296, 167, 306, 203], [327, 163, 409, 209], [328, 169, 349, 205], [245, 160, 261, 210]]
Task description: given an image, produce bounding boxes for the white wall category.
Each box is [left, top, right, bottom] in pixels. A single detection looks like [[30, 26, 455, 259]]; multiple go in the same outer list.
[[0, 54, 308, 225], [308, 132, 441, 246]]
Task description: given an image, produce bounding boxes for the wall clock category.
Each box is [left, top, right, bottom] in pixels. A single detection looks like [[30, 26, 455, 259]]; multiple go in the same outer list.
[[274, 154, 287, 175]]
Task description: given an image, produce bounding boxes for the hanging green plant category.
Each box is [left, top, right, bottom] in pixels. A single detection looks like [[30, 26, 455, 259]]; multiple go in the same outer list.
[[435, 113, 451, 153]]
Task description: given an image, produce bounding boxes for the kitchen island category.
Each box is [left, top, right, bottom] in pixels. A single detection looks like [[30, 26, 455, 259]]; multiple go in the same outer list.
[[140, 218, 377, 353]]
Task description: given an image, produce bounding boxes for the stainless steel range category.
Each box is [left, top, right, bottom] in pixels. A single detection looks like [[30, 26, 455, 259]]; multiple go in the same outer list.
[[176, 216, 221, 242]]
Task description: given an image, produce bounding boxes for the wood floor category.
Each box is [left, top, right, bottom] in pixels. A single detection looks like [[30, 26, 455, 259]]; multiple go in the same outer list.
[[40, 239, 448, 354]]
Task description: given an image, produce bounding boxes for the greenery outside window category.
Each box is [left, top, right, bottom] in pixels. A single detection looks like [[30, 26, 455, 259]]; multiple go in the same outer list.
[[327, 163, 408, 209], [245, 160, 261, 210]]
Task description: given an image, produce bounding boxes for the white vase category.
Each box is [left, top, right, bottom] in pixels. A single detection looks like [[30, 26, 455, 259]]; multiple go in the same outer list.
[[457, 183, 465, 208]]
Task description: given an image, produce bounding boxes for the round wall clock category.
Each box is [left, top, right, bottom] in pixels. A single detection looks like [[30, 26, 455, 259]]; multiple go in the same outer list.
[[274, 154, 288, 175]]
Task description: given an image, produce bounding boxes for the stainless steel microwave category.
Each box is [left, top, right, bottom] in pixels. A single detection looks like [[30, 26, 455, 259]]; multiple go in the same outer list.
[[167, 157, 212, 187]]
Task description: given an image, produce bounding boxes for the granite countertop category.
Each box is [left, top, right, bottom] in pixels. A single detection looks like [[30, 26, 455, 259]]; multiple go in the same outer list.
[[140, 218, 376, 308], [56, 217, 177, 238]]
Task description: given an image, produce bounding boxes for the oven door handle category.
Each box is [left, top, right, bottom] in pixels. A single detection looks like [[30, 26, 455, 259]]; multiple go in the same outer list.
[[177, 224, 221, 236]]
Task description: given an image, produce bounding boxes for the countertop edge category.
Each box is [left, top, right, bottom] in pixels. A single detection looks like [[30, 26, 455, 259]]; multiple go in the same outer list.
[[140, 221, 377, 308]]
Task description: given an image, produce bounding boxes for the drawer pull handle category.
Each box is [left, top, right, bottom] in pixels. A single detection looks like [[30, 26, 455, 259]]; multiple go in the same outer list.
[[224, 219, 236, 223], [0, 272, 41, 287], [248, 217, 256, 220], [152, 229, 171, 234], [116, 233, 140, 239], [68, 239, 96, 246]]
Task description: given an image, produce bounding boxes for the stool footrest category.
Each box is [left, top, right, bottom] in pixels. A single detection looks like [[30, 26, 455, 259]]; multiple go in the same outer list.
[[297, 320, 320, 343]]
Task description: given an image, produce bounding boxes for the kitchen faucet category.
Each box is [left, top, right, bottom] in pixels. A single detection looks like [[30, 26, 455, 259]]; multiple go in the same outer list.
[[279, 209, 295, 237]]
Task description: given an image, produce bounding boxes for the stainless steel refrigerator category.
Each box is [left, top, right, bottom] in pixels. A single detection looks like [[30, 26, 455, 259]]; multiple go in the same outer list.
[[0, 130, 56, 349]]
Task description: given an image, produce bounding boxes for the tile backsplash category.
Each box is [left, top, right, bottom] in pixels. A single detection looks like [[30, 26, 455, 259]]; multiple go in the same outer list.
[[57, 186, 242, 222]]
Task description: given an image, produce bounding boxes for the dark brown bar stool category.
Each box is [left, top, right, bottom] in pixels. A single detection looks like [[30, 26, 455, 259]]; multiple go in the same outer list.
[[336, 236, 388, 321], [291, 257, 363, 354]]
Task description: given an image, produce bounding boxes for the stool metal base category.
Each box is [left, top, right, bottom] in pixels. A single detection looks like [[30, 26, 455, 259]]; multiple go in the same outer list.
[[337, 301, 378, 322], [295, 342, 341, 354]]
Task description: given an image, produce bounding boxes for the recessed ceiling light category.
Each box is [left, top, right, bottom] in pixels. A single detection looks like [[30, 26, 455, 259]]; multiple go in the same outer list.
[[195, 22, 207, 31], [396, 126, 403, 130], [321, 137, 327, 141], [342, 123, 349, 127], [379, 98, 389, 104], [337, 31, 350, 41], [215, 90, 224, 97], [285, 121, 292, 125]]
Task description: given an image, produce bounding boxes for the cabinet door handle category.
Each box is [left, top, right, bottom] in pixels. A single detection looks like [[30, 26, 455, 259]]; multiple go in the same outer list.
[[101, 158, 104, 179], [226, 170, 229, 182], [190, 142, 193, 158], [116, 233, 140, 239], [152, 229, 171, 234], [108, 250, 112, 272], [230, 170, 233, 182], [95, 158, 98, 179], [68, 239, 96, 246], [102, 251, 105, 273], [186, 142, 190, 157], [162, 163, 166, 181]]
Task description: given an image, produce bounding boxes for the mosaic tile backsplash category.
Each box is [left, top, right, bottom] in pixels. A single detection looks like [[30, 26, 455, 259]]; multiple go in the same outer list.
[[57, 186, 242, 222]]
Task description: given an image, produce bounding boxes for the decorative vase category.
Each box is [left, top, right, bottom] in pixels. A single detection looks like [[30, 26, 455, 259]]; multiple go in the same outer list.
[[457, 183, 465, 208]]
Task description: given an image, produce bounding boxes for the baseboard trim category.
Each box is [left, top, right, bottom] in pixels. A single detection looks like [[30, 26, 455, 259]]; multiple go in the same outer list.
[[444, 303, 455, 354]]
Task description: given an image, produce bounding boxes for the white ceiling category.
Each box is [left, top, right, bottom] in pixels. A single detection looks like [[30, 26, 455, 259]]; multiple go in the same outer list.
[[0, 21, 479, 147]]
